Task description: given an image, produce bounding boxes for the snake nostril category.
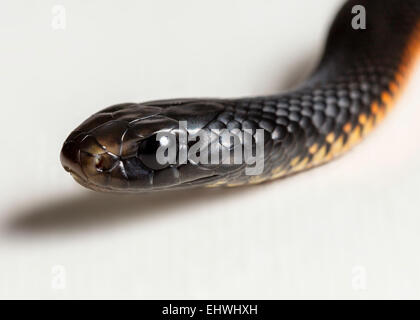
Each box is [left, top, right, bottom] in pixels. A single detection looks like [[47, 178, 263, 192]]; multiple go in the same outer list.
[[95, 156, 103, 171], [94, 153, 119, 173]]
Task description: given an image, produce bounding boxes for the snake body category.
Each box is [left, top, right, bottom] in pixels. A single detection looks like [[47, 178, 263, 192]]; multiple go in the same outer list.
[[61, 0, 420, 193]]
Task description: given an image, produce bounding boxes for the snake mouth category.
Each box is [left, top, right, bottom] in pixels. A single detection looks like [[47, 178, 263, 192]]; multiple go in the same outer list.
[[62, 141, 221, 192], [62, 157, 120, 192], [61, 129, 232, 192]]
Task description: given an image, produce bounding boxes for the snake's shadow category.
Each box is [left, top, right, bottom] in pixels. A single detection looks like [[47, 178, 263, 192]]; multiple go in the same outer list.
[[5, 186, 254, 235]]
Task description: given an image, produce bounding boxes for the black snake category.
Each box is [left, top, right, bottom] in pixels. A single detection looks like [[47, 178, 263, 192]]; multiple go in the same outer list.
[[61, 0, 420, 192]]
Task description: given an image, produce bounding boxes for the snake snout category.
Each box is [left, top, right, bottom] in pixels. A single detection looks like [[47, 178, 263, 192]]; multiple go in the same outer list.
[[60, 140, 86, 182], [61, 131, 133, 192]]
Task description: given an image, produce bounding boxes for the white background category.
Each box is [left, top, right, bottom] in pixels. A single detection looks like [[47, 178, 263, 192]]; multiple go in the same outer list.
[[1, 0, 420, 299]]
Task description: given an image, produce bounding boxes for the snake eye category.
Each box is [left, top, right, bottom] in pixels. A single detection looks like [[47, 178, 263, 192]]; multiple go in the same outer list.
[[95, 152, 118, 172], [137, 134, 175, 170]]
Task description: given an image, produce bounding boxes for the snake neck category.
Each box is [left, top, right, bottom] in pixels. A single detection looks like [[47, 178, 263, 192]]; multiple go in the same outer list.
[[206, 0, 420, 187]]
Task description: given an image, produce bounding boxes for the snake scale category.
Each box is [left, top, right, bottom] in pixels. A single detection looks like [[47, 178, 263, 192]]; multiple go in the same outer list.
[[61, 0, 420, 193]]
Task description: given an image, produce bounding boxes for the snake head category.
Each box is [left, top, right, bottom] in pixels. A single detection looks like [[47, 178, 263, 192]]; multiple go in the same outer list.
[[61, 100, 227, 192]]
